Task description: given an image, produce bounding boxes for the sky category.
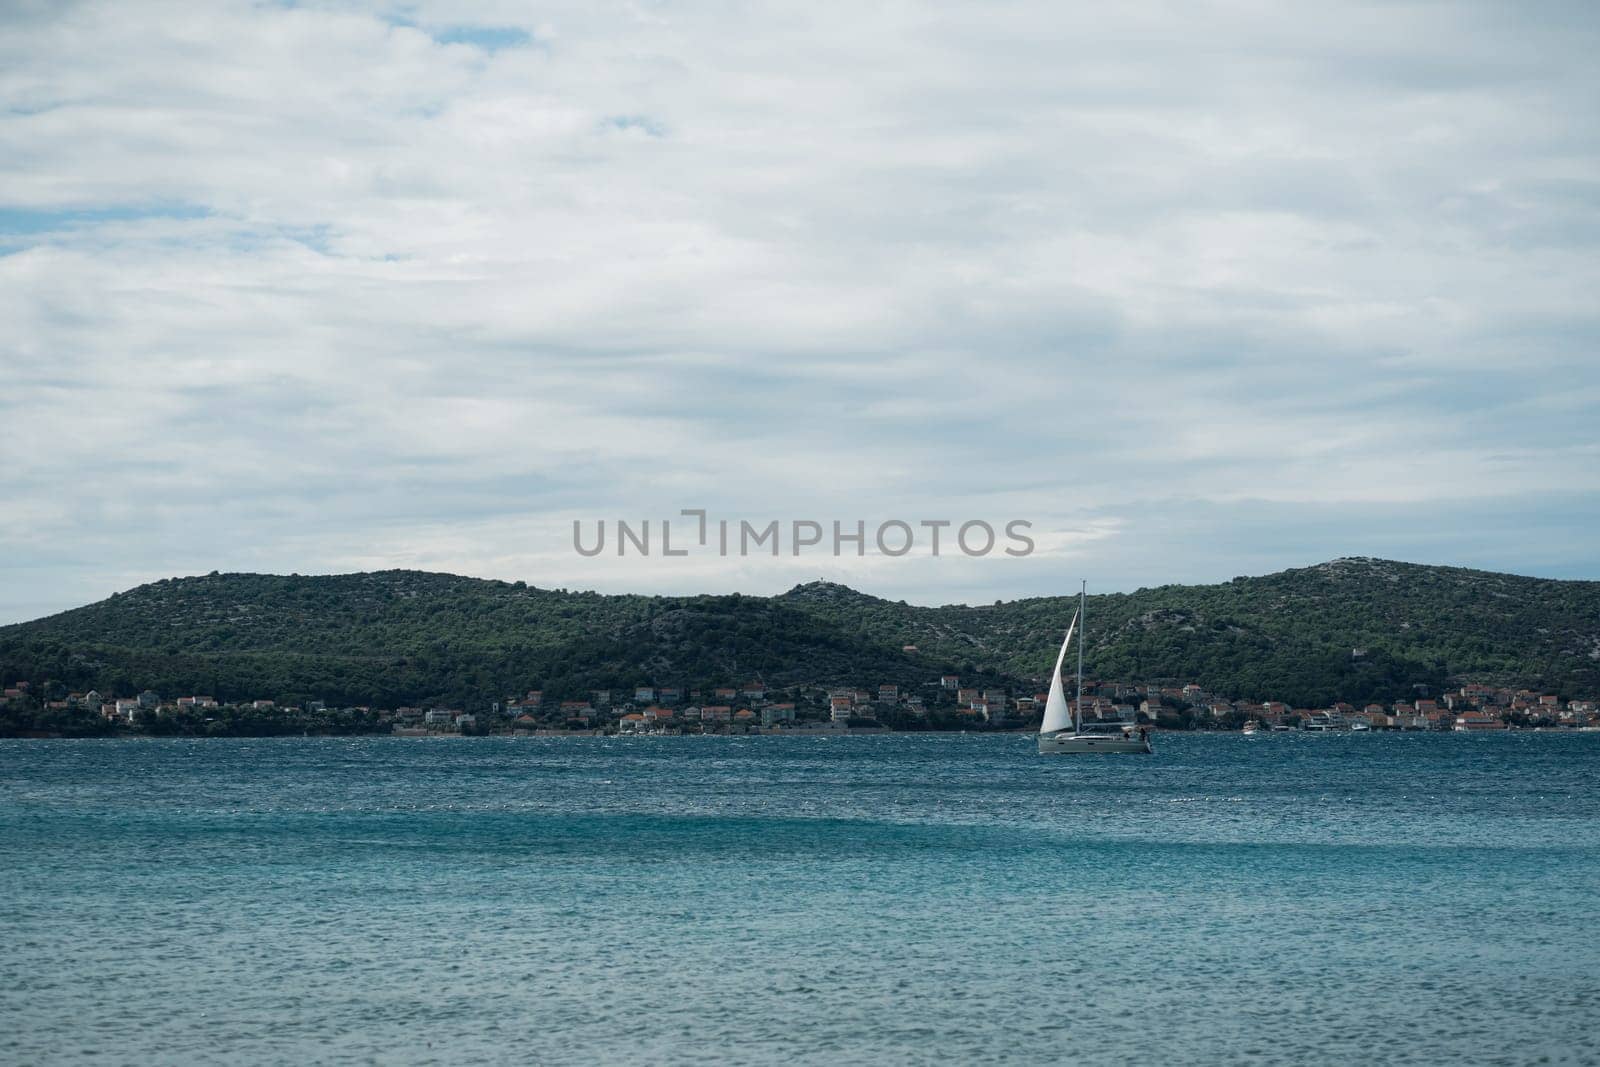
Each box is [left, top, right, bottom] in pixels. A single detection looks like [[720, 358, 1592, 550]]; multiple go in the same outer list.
[[2, 0, 1598, 623]]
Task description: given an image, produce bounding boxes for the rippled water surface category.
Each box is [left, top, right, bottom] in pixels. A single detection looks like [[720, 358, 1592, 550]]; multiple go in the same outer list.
[[3, 733, 1598, 1065]]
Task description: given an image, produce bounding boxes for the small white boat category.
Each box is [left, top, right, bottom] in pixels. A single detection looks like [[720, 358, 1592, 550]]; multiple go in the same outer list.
[[1038, 581, 1152, 755], [1039, 722, 1152, 753], [1242, 720, 1261, 736]]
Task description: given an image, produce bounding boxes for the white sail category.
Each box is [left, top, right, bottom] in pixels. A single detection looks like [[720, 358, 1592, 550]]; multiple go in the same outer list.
[[1038, 611, 1078, 735]]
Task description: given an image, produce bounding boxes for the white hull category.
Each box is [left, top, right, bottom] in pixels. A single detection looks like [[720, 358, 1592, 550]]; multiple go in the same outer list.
[[1038, 732, 1153, 754]]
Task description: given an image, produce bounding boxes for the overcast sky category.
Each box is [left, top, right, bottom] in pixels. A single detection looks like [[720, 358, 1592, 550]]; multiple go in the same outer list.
[[2, 0, 1598, 622]]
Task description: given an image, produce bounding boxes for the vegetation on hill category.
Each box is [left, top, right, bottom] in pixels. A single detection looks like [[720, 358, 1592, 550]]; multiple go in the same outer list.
[[0, 572, 967, 710], [2, 558, 1596, 713], [778, 559, 1600, 704]]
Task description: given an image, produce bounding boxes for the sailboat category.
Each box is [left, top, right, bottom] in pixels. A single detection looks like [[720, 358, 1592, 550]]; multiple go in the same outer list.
[[1038, 581, 1153, 755]]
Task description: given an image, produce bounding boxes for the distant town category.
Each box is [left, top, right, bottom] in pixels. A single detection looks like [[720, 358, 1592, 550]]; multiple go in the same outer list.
[[3, 674, 1597, 738]]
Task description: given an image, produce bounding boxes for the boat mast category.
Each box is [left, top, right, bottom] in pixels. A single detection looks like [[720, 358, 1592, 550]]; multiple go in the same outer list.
[[1075, 580, 1086, 734]]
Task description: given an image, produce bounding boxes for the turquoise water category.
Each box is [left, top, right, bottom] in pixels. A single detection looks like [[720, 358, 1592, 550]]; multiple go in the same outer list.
[[3, 733, 1597, 1065]]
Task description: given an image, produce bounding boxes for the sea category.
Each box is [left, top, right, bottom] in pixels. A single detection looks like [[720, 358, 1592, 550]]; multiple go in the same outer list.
[[2, 732, 1597, 1066]]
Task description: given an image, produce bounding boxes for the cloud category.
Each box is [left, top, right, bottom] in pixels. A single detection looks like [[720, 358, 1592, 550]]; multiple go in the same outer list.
[[1, 0, 1598, 622]]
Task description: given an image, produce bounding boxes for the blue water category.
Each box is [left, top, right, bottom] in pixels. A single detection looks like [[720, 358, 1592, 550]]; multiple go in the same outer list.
[[3, 734, 1597, 1065]]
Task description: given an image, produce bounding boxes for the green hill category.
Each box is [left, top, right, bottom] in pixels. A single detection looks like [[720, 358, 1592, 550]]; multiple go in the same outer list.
[[2, 558, 1597, 710], [0, 572, 960, 709], [776, 558, 1600, 705]]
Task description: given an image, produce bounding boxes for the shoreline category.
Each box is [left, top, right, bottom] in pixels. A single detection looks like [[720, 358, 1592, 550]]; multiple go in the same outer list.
[[7, 727, 1599, 741]]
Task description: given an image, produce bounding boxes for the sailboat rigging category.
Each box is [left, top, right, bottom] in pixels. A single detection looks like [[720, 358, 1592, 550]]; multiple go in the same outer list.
[[1037, 581, 1153, 755]]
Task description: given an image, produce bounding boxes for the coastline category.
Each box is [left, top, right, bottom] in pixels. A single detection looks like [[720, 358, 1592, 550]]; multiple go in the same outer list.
[[8, 726, 1599, 740]]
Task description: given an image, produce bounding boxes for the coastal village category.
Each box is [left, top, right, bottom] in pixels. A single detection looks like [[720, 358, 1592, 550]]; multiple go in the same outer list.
[[4, 675, 1597, 737]]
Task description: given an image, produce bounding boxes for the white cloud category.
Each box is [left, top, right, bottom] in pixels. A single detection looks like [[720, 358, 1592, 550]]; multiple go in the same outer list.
[[1, 0, 1598, 621]]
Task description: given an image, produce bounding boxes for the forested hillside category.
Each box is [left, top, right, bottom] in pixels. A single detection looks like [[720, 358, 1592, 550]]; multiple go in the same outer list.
[[3, 558, 1597, 709], [780, 558, 1600, 705]]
